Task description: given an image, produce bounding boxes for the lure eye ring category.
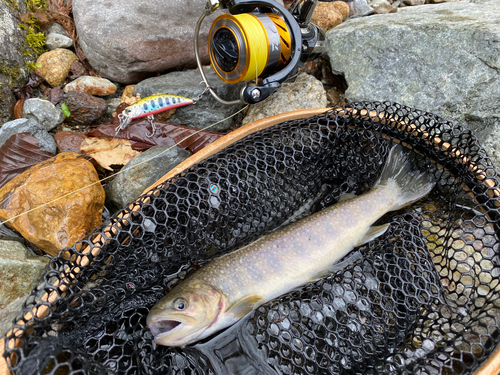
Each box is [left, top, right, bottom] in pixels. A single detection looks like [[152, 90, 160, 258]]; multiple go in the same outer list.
[[173, 297, 188, 311]]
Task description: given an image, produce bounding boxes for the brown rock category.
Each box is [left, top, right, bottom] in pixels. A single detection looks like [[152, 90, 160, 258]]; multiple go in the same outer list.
[[64, 76, 117, 96], [69, 61, 87, 80], [311, 2, 344, 32], [49, 87, 64, 105], [373, 2, 398, 13], [0, 153, 104, 256], [34, 48, 79, 87], [61, 91, 107, 127], [329, 1, 350, 21], [54, 131, 86, 153]]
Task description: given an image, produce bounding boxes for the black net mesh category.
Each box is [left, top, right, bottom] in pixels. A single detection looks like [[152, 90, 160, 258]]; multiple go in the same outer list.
[[3, 101, 500, 375]]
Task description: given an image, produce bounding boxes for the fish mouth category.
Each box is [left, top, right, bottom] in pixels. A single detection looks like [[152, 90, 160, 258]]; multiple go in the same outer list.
[[149, 320, 182, 339]]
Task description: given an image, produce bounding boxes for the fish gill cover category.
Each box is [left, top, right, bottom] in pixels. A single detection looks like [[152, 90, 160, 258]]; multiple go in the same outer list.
[[3, 101, 500, 375]]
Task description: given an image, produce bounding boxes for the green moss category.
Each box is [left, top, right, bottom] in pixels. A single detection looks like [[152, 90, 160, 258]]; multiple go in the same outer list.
[[2, 0, 20, 11], [23, 25, 46, 58], [26, 0, 46, 11], [0, 64, 22, 84]]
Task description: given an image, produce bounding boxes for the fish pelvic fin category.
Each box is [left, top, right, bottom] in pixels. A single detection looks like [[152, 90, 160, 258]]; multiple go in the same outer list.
[[226, 295, 263, 320], [374, 144, 436, 211], [356, 223, 390, 247]]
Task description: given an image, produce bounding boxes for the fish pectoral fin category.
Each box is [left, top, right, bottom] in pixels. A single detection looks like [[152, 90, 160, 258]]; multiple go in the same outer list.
[[226, 295, 263, 320], [356, 223, 390, 247]]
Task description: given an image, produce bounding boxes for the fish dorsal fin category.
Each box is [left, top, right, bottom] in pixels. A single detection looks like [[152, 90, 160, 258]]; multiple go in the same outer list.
[[226, 295, 263, 320], [356, 223, 390, 247], [338, 192, 357, 203]]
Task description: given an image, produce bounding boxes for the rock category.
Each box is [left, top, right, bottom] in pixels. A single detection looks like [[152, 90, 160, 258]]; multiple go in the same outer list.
[[45, 33, 73, 50], [105, 97, 122, 119], [64, 76, 117, 96], [326, 0, 500, 168], [0, 296, 25, 336], [0, 152, 105, 256], [69, 61, 86, 80], [72, 0, 225, 84], [45, 24, 73, 50], [61, 90, 107, 127], [47, 23, 70, 38], [0, 118, 57, 154], [34, 48, 79, 87], [330, 1, 351, 21], [311, 2, 346, 32], [0, 0, 30, 124], [21, 98, 65, 131], [134, 68, 245, 132], [105, 145, 191, 210], [369, 0, 398, 13], [242, 73, 327, 125], [0, 240, 49, 310], [403, 0, 424, 5], [54, 131, 86, 153], [352, 0, 374, 16]]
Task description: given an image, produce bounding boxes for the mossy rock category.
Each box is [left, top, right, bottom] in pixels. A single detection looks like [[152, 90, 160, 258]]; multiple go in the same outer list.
[[0, 0, 44, 124]]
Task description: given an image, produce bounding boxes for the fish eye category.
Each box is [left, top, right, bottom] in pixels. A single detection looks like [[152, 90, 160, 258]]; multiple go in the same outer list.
[[173, 297, 188, 311]]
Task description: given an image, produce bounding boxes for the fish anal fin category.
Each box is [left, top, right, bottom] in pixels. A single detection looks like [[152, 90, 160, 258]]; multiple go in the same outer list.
[[226, 295, 263, 320], [356, 223, 390, 247]]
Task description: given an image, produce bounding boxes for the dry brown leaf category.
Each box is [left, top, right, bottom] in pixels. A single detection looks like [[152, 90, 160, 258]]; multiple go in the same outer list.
[[80, 137, 141, 171]]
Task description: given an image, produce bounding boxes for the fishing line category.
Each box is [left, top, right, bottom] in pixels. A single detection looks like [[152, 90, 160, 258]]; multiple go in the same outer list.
[[0, 105, 249, 227]]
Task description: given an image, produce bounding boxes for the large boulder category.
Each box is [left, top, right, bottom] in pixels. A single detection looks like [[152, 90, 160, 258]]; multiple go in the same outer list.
[[72, 0, 222, 84], [325, 0, 500, 167], [0, 0, 30, 124]]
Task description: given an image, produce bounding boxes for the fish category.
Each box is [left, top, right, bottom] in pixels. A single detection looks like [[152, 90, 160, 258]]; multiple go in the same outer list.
[[116, 94, 194, 137], [146, 144, 435, 347]]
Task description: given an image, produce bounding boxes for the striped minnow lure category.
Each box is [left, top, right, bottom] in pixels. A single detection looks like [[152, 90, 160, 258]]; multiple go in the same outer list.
[[116, 94, 194, 137]]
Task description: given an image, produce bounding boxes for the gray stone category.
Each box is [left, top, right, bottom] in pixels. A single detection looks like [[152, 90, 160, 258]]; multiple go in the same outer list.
[[242, 73, 327, 125], [0, 295, 25, 337], [134, 68, 245, 132], [105, 145, 191, 210], [403, 0, 424, 5], [47, 23, 70, 38], [0, 0, 30, 124], [0, 240, 49, 310], [352, 0, 375, 16], [326, 0, 500, 167], [0, 118, 57, 154], [22, 98, 65, 131], [72, 0, 224, 84], [45, 33, 73, 50]]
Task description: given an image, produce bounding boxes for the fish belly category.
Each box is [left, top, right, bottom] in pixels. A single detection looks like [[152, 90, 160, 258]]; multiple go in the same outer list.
[[200, 185, 397, 306]]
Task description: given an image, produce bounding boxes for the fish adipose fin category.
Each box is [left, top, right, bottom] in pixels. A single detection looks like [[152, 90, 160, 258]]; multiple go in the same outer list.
[[374, 144, 436, 211], [356, 223, 390, 247], [226, 295, 263, 320]]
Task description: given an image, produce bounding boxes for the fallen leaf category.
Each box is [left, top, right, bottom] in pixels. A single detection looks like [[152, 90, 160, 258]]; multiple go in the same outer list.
[[54, 131, 86, 153], [14, 99, 25, 119], [88, 115, 225, 154], [0, 132, 53, 188], [80, 137, 141, 171]]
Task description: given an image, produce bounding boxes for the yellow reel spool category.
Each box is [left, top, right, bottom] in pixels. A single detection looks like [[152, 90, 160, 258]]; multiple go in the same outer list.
[[209, 13, 292, 84]]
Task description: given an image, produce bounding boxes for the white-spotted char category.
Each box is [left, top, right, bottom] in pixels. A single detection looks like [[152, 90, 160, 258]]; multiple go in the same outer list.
[[147, 144, 435, 347]]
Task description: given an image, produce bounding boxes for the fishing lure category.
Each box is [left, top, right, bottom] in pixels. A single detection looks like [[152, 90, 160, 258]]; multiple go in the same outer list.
[[116, 94, 194, 137]]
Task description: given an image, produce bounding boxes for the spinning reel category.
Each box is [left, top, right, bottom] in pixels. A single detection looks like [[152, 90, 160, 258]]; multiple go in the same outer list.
[[194, 0, 326, 105]]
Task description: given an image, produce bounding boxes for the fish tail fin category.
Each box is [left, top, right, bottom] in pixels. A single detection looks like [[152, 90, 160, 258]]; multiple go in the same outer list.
[[374, 144, 435, 211]]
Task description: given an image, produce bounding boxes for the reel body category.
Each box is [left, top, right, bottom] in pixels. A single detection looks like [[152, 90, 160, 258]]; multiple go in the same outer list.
[[195, 0, 325, 105]]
